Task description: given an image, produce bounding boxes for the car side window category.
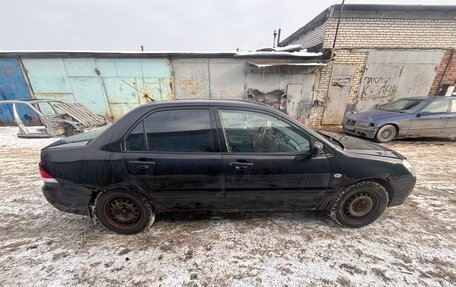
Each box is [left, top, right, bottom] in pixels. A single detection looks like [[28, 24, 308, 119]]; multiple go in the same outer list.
[[219, 109, 311, 153], [125, 120, 147, 151], [144, 109, 214, 152], [451, 99, 456, 113], [422, 100, 450, 114]]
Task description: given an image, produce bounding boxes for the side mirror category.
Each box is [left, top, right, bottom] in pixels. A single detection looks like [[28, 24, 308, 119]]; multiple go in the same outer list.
[[312, 142, 324, 157], [418, 111, 431, 117], [295, 142, 324, 161]]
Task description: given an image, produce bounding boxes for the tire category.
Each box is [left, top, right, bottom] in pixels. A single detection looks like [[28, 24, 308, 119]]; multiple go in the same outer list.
[[94, 190, 155, 235], [375, 124, 397, 143], [330, 181, 389, 228]]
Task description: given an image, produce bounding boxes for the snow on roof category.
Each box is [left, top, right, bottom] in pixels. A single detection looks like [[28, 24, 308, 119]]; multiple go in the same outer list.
[[236, 45, 321, 58], [247, 61, 326, 68], [0, 50, 236, 54], [0, 46, 322, 59], [235, 50, 322, 58]]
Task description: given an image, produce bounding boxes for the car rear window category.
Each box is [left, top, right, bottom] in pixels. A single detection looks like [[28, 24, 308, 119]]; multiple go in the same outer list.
[[125, 109, 214, 152], [451, 99, 456, 113]]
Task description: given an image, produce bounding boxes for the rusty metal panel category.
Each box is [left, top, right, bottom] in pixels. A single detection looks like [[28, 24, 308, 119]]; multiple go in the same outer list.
[[395, 63, 440, 98], [208, 59, 245, 100], [286, 84, 303, 118], [281, 73, 315, 118], [322, 65, 356, 125], [355, 65, 403, 112], [103, 77, 141, 119], [173, 59, 210, 98], [246, 65, 316, 118], [355, 49, 444, 112]]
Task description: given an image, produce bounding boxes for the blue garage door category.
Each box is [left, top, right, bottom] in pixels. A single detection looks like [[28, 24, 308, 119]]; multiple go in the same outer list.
[[0, 58, 32, 125]]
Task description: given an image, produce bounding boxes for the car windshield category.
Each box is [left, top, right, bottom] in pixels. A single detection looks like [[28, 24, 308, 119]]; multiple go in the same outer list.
[[380, 99, 425, 114]]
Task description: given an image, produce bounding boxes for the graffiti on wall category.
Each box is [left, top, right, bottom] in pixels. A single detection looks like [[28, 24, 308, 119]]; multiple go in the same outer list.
[[360, 76, 397, 99]]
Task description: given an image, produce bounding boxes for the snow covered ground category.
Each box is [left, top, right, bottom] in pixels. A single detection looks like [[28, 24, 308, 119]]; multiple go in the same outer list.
[[0, 127, 455, 286]]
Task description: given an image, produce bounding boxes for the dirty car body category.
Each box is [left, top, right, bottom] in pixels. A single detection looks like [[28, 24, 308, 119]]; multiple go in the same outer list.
[[40, 100, 416, 234], [0, 99, 108, 138], [343, 96, 456, 142]]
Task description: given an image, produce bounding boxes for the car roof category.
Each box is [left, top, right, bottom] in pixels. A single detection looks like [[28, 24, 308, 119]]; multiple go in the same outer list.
[[401, 96, 452, 101], [142, 99, 277, 110]]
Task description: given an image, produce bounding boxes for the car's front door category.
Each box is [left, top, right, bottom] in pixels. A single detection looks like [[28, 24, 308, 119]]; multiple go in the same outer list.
[[215, 108, 331, 211], [408, 99, 450, 136], [122, 108, 224, 211], [444, 99, 456, 136]]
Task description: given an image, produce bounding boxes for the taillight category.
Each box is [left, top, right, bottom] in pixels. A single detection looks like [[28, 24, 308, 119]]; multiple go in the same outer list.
[[39, 166, 58, 183]]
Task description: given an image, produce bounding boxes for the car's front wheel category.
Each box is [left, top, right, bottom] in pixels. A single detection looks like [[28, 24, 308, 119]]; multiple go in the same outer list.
[[330, 181, 389, 228], [94, 190, 155, 234], [375, 124, 397, 143]]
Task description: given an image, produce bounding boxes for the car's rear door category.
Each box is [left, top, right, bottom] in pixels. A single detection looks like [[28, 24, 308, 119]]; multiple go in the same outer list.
[[215, 108, 331, 211], [408, 99, 450, 136], [122, 107, 224, 211]]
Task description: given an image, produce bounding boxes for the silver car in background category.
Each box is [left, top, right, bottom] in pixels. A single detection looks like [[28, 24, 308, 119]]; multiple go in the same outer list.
[[343, 96, 456, 142]]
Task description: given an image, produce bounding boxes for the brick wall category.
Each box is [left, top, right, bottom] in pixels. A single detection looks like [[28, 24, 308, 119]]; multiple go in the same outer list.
[[287, 10, 456, 126], [429, 50, 456, 95], [290, 22, 327, 49], [323, 17, 456, 49], [306, 49, 368, 127]]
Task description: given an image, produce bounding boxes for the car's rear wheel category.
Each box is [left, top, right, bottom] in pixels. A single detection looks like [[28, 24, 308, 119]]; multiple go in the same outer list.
[[375, 124, 397, 143], [94, 190, 155, 234], [330, 181, 389, 228]]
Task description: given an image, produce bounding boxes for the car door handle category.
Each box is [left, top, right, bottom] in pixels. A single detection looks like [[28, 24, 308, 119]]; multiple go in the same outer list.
[[229, 162, 254, 166], [128, 160, 156, 169], [229, 161, 253, 170]]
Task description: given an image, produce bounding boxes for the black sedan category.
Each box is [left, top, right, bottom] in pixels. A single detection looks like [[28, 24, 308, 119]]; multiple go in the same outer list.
[[40, 100, 416, 234]]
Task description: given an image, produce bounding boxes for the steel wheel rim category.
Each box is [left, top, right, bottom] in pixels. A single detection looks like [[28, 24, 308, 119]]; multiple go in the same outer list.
[[343, 192, 376, 219], [103, 196, 143, 229]]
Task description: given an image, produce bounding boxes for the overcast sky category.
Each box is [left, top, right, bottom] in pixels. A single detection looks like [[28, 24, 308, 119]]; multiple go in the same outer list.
[[1, 0, 454, 52]]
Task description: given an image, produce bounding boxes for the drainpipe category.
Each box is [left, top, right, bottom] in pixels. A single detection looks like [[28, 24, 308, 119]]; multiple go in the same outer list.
[[332, 0, 345, 50]]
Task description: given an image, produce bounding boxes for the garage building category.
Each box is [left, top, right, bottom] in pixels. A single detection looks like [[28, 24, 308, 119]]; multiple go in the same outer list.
[[281, 4, 456, 126]]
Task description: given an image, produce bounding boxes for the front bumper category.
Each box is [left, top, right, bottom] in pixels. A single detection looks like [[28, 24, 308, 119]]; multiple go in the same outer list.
[[342, 122, 378, 139], [42, 181, 93, 216], [388, 173, 417, 207]]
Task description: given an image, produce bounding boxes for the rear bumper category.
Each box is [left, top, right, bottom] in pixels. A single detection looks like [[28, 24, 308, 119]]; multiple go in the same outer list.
[[342, 123, 378, 139], [42, 181, 93, 216]]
